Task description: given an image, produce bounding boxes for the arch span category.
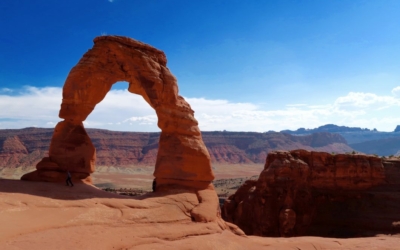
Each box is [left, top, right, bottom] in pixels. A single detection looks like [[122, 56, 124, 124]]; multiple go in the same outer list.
[[22, 36, 214, 187]]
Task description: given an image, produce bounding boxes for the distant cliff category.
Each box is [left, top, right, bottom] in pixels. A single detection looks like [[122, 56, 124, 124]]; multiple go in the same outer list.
[[281, 124, 400, 155], [202, 131, 350, 164], [281, 124, 377, 135], [0, 127, 353, 170]]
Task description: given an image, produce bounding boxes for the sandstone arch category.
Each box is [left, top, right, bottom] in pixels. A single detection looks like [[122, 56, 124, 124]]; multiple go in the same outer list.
[[22, 36, 214, 187]]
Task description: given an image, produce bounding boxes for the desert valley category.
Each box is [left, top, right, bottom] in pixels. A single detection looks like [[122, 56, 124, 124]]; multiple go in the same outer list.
[[1, 34, 400, 250]]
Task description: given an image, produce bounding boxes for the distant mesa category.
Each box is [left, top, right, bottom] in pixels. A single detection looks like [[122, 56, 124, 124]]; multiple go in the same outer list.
[[281, 124, 400, 155], [21, 36, 214, 190], [281, 124, 376, 134], [6, 122, 400, 169], [0, 128, 354, 170]]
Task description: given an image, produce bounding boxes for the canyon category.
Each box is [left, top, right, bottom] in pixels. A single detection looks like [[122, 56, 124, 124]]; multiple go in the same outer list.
[[0, 127, 352, 173]]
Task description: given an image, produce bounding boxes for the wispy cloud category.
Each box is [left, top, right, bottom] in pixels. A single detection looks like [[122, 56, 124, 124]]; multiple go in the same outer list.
[[392, 86, 400, 96], [334, 92, 400, 109], [1, 86, 400, 132], [0, 88, 14, 94], [0, 86, 61, 121], [286, 104, 307, 107], [124, 115, 157, 125]]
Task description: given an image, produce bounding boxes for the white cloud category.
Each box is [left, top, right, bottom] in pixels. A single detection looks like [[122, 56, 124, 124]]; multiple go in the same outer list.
[[188, 90, 400, 132], [0, 86, 61, 128], [124, 115, 157, 125], [391, 86, 400, 97], [286, 104, 307, 107], [334, 92, 400, 109], [1, 86, 400, 132]]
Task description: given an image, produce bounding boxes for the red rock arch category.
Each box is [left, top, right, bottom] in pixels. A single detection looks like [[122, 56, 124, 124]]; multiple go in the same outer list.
[[22, 36, 214, 187]]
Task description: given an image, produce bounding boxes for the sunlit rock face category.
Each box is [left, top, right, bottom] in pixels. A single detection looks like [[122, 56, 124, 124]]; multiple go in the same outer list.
[[22, 36, 214, 185], [222, 150, 387, 237]]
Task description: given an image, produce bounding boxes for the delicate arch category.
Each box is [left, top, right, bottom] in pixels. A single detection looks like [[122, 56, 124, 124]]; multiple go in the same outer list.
[[22, 36, 214, 186]]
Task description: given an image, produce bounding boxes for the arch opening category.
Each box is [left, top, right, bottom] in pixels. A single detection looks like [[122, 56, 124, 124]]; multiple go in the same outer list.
[[85, 81, 159, 132], [86, 81, 160, 191]]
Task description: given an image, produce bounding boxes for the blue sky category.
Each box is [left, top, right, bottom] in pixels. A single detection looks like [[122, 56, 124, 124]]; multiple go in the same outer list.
[[1, 0, 400, 132]]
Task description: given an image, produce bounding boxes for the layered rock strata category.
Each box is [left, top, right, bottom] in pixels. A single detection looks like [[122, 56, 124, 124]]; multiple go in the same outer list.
[[222, 150, 392, 237], [21, 36, 214, 188], [0, 128, 353, 171]]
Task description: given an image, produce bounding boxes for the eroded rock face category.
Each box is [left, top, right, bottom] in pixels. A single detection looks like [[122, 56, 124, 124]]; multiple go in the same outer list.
[[0, 128, 355, 171], [223, 150, 388, 237], [21, 36, 214, 186]]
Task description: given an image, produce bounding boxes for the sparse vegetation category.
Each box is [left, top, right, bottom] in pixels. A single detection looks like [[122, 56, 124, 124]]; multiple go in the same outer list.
[[103, 187, 148, 196]]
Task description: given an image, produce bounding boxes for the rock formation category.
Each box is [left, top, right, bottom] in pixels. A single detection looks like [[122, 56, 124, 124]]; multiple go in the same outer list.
[[3, 179, 400, 249], [21, 36, 214, 188], [222, 150, 393, 237], [1, 128, 354, 172]]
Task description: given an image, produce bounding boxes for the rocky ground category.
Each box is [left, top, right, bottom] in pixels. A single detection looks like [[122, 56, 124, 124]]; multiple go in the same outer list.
[[1, 179, 400, 250], [0, 163, 264, 197], [1, 158, 400, 249]]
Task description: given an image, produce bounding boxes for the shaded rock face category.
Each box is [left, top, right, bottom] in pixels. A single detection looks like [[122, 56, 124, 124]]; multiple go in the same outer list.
[[21, 36, 214, 185], [222, 150, 391, 237]]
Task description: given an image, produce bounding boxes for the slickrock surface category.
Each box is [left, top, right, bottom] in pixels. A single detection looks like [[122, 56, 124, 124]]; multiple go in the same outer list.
[[1, 179, 399, 250], [21, 36, 213, 185], [223, 150, 400, 237]]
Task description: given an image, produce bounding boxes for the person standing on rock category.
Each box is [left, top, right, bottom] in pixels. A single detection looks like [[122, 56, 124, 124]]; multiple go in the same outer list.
[[152, 178, 157, 192], [279, 208, 296, 237], [66, 171, 74, 187]]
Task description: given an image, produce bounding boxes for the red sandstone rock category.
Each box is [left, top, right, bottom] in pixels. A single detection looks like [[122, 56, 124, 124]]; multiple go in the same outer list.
[[21, 36, 214, 186], [4, 179, 399, 249], [19, 36, 220, 223], [48, 121, 95, 173], [1, 128, 354, 170], [223, 150, 388, 237]]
